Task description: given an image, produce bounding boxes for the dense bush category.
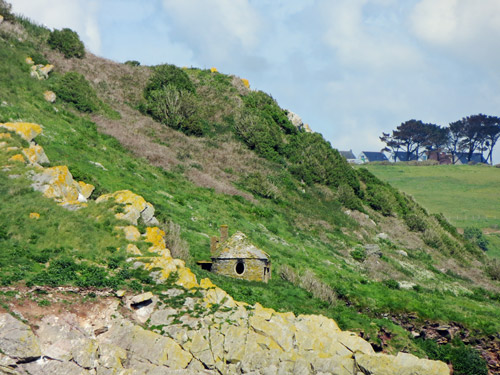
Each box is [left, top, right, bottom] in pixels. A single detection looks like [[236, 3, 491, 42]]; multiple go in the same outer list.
[[143, 65, 199, 135], [125, 60, 140, 67], [405, 214, 427, 232], [464, 227, 489, 251], [48, 28, 85, 58], [235, 109, 283, 161], [144, 64, 195, 98], [53, 72, 101, 112], [285, 133, 360, 193]]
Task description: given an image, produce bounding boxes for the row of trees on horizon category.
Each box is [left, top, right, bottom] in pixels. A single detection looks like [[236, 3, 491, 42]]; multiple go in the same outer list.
[[380, 114, 500, 165]]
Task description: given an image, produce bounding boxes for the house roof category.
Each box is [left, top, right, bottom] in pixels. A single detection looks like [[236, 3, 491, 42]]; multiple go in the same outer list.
[[339, 150, 356, 159], [455, 152, 487, 164], [361, 151, 388, 162], [394, 151, 418, 161], [213, 232, 270, 260]]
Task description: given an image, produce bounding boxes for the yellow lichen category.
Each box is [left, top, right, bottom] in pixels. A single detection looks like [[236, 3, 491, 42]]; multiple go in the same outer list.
[[22, 144, 46, 164], [241, 78, 250, 88], [127, 244, 142, 255], [0, 122, 43, 142], [25, 57, 34, 65], [78, 181, 95, 199], [0, 133, 11, 139], [29, 212, 40, 219], [8, 154, 25, 163]]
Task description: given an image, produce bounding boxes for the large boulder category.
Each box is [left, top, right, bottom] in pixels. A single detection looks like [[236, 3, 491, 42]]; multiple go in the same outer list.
[[0, 314, 41, 361]]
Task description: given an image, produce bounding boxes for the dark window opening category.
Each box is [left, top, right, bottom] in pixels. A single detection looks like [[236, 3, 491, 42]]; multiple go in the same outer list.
[[235, 261, 245, 275]]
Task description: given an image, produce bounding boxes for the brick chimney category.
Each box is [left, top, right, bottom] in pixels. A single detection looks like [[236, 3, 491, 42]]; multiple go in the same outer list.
[[220, 225, 228, 243]]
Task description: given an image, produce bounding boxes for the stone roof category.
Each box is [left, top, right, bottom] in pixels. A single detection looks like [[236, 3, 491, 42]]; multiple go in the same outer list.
[[213, 232, 269, 260], [361, 151, 388, 162]]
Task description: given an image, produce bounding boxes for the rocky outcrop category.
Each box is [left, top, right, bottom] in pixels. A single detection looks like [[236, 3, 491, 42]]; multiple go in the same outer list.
[[96, 190, 158, 225], [286, 110, 312, 133]]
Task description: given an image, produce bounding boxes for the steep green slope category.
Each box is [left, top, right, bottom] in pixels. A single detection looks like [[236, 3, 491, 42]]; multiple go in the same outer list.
[[0, 10, 498, 370]]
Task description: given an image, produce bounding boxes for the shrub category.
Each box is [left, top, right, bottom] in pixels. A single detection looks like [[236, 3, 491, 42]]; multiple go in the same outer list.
[[144, 64, 195, 98], [383, 279, 400, 289], [53, 72, 101, 112], [486, 259, 500, 281], [464, 227, 489, 251], [351, 248, 366, 262], [48, 28, 85, 58], [125, 60, 140, 67], [405, 214, 427, 232], [242, 172, 282, 201]]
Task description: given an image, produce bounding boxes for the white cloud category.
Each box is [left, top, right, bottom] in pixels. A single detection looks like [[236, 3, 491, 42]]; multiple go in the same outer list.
[[319, 0, 422, 71], [161, 0, 262, 65], [9, 0, 102, 53], [410, 0, 500, 66]]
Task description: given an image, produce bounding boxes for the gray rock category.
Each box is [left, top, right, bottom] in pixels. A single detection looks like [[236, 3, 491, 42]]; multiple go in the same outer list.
[[364, 244, 382, 257], [376, 233, 389, 240], [396, 250, 408, 257], [0, 314, 41, 361]]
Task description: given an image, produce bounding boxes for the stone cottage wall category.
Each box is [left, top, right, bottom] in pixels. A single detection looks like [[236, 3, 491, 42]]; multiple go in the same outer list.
[[212, 258, 269, 282]]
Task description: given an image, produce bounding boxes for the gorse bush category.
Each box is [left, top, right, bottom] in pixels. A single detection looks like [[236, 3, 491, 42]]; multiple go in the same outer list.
[[47, 28, 85, 58], [53, 71, 101, 112]]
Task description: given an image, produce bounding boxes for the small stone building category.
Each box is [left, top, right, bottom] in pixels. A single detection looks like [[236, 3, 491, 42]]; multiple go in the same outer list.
[[198, 225, 271, 283]]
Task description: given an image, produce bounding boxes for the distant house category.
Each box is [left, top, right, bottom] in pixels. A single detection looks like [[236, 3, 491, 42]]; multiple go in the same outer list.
[[359, 151, 388, 163], [339, 150, 357, 163], [393, 151, 419, 162], [197, 225, 271, 283], [454, 152, 487, 165], [426, 150, 452, 165]]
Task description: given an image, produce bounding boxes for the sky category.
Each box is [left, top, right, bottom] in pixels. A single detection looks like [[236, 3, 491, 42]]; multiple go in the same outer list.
[[9, 0, 500, 163]]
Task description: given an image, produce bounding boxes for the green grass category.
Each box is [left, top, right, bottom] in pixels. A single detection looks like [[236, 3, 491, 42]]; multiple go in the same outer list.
[[361, 164, 500, 260], [361, 164, 500, 230]]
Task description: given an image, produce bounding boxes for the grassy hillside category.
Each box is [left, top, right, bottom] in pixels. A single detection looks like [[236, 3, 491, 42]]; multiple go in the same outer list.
[[362, 164, 500, 259], [0, 8, 498, 371]]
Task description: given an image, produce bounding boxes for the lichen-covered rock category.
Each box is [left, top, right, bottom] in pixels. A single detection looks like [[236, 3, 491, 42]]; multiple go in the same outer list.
[[122, 225, 141, 241], [96, 190, 158, 225], [43, 90, 56, 103], [355, 351, 450, 375], [8, 153, 24, 163], [22, 143, 49, 165], [30, 64, 53, 80], [0, 314, 41, 361], [0, 122, 42, 142], [31, 165, 89, 205], [29, 212, 40, 219]]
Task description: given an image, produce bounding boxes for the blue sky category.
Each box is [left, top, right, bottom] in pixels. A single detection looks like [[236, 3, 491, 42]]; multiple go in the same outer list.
[[9, 0, 500, 163]]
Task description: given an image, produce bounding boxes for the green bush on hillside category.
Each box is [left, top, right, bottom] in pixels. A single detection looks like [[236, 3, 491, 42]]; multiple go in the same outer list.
[[0, 0, 15, 22], [464, 227, 489, 251], [143, 65, 200, 135], [48, 28, 85, 58], [53, 72, 101, 112]]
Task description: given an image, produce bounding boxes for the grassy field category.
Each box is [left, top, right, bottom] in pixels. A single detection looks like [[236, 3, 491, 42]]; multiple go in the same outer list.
[[362, 164, 500, 258]]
